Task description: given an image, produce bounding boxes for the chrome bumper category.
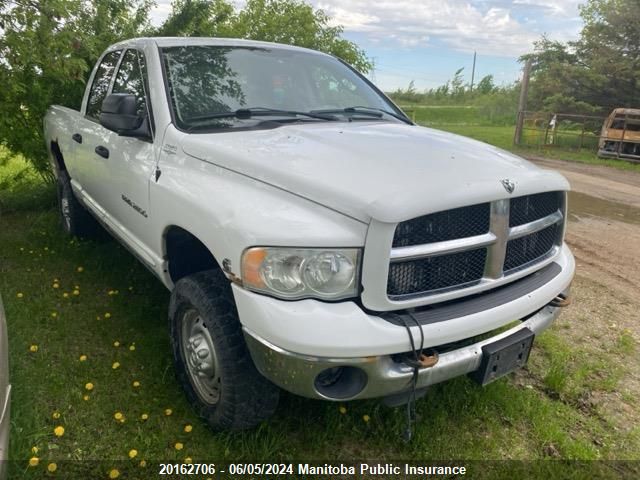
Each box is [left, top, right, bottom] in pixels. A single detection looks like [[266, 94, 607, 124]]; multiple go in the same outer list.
[[243, 302, 563, 401]]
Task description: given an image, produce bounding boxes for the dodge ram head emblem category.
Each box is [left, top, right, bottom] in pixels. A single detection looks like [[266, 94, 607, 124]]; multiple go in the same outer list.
[[501, 179, 515, 194]]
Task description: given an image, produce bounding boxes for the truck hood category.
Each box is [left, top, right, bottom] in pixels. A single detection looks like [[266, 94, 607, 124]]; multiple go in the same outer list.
[[181, 122, 569, 223]]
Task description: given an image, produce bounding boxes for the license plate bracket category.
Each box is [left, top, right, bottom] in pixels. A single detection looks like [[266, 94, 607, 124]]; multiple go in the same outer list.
[[470, 328, 535, 386]]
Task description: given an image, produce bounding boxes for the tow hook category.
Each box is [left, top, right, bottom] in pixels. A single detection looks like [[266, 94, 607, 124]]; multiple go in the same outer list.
[[550, 293, 571, 308], [418, 351, 439, 368]]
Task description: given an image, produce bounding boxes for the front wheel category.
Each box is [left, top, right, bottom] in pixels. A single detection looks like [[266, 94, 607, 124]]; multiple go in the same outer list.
[[169, 269, 280, 431]]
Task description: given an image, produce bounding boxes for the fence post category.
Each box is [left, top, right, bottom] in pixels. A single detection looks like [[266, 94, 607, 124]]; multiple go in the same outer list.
[[513, 59, 532, 146]]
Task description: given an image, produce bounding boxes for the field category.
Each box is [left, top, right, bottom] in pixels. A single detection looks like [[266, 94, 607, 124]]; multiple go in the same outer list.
[[1, 141, 639, 479]]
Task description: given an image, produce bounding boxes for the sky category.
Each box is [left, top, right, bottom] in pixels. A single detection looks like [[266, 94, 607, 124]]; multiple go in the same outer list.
[[149, 0, 585, 91]]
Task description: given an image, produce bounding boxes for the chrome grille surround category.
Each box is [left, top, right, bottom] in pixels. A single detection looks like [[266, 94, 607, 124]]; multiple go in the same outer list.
[[361, 191, 567, 311]]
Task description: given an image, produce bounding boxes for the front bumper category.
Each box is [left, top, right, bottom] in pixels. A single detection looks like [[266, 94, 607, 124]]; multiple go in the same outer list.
[[243, 299, 564, 401]]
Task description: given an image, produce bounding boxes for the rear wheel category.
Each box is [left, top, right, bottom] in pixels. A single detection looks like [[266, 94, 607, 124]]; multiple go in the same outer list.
[[169, 269, 280, 430], [56, 172, 101, 238]]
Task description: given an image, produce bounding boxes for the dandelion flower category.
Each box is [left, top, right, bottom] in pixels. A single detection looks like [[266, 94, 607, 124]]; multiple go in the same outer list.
[[29, 457, 39, 467], [114, 412, 124, 421], [139, 460, 147, 468], [54, 426, 65, 437], [51, 312, 58, 318], [52, 412, 60, 420], [112, 362, 120, 370], [174, 442, 184, 451], [83, 395, 90, 401], [109, 469, 120, 479], [363, 414, 371, 423], [128, 449, 137, 459], [104, 313, 112, 319], [53, 283, 60, 289], [63, 292, 69, 298], [113, 341, 120, 347], [47, 463, 57, 473], [79, 355, 87, 362], [164, 408, 173, 416], [140, 413, 149, 421], [132, 381, 140, 388], [184, 424, 193, 433], [184, 457, 193, 464], [339, 406, 347, 414], [73, 289, 80, 296], [77, 266, 84, 272], [32, 446, 39, 454], [108, 290, 115, 296], [29, 344, 39, 353], [129, 344, 136, 351], [85, 382, 94, 391], [17, 292, 24, 298]]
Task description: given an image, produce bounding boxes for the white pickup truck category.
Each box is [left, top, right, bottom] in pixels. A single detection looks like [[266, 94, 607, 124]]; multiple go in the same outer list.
[[44, 37, 575, 431]]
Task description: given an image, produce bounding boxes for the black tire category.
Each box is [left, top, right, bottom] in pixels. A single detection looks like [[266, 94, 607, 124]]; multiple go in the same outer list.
[[169, 269, 280, 431], [56, 171, 101, 238]]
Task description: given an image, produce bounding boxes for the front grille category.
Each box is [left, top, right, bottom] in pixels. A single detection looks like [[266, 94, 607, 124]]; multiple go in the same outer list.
[[392, 203, 490, 247], [388, 249, 487, 298], [504, 223, 559, 273], [509, 191, 562, 227], [385, 191, 564, 300]]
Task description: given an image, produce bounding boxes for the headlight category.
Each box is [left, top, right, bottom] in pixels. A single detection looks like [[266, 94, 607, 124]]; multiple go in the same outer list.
[[241, 247, 361, 300]]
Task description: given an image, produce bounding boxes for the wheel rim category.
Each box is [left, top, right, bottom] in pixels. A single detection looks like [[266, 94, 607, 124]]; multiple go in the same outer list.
[[60, 197, 71, 230], [180, 309, 221, 405]]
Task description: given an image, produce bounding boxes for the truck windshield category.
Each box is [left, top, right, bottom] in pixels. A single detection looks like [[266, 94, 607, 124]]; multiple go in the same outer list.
[[160, 45, 406, 131]]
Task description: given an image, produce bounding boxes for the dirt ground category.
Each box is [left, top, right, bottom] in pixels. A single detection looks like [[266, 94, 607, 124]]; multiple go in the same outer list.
[[527, 156, 640, 436]]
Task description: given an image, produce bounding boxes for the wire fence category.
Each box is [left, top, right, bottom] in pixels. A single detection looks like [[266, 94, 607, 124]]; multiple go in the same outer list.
[[515, 111, 606, 151]]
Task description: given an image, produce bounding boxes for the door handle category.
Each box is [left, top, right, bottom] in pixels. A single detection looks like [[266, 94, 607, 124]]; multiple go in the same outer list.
[[72, 133, 82, 144], [95, 146, 109, 159]]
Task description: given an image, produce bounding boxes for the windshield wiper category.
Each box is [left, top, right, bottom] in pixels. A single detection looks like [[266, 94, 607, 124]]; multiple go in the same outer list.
[[311, 106, 412, 124], [185, 107, 338, 124]]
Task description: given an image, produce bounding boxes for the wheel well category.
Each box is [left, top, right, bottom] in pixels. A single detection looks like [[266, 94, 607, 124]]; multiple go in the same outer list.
[[165, 227, 219, 283], [50, 141, 67, 173]]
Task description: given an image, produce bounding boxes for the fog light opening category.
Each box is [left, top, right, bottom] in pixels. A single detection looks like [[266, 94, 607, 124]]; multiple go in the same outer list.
[[314, 366, 367, 400]]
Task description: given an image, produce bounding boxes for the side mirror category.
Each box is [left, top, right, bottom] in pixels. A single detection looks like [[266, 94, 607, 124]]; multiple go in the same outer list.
[[99, 94, 150, 138]]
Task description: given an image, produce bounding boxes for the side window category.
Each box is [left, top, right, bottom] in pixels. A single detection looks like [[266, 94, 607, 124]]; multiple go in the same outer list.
[[86, 50, 122, 119], [112, 49, 148, 117]]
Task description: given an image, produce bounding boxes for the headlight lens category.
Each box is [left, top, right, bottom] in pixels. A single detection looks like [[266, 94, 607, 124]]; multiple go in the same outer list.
[[241, 247, 360, 300]]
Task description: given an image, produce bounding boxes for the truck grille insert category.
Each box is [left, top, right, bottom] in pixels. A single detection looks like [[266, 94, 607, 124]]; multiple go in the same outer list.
[[387, 191, 564, 299]]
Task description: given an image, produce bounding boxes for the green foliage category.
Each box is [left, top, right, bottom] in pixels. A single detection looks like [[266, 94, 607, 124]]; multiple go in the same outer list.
[[522, 0, 640, 114]]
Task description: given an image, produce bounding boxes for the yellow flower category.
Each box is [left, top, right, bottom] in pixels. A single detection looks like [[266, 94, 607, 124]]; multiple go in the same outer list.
[[29, 344, 39, 352], [77, 266, 84, 272], [79, 355, 87, 362], [73, 289, 80, 296], [128, 449, 138, 459], [339, 406, 347, 414], [96, 316, 102, 320], [109, 469, 120, 479], [140, 413, 149, 421], [164, 408, 173, 416], [52, 412, 60, 420], [184, 424, 193, 433], [51, 312, 58, 318], [174, 442, 184, 451], [129, 344, 136, 351], [132, 381, 140, 388], [17, 292, 24, 298], [83, 395, 90, 401], [54, 426, 65, 437], [184, 457, 193, 464], [85, 382, 94, 391], [108, 290, 115, 296], [112, 362, 120, 370], [47, 463, 57, 473], [114, 412, 123, 421], [63, 292, 69, 298], [139, 460, 147, 468], [29, 457, 39, 467], [113, 341, 120, 347], [104, 313, 112, 319], [363, 414, 371, 423], [32, 446, 39, 454], [53, 283, 60, 289]]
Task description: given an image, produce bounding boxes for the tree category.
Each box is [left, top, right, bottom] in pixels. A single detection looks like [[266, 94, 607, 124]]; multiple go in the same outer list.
[[159, 0, 372, 73], [476, 75, 495, 95], [522, 0, 640, 113]]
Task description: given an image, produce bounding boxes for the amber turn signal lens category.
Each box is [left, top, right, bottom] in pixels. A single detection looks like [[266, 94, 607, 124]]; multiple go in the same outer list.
[[241, 248, 267, 288]]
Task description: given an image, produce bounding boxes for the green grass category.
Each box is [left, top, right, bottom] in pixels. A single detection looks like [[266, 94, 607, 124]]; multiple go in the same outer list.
[[1, 155, 639, 479]]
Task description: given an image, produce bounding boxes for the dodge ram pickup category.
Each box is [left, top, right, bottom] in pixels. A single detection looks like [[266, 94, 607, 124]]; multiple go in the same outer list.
[[43, 37, 575, 431]]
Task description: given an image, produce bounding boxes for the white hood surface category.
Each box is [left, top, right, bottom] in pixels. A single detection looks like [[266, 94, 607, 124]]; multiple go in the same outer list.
[[181, 122, 569, 223]]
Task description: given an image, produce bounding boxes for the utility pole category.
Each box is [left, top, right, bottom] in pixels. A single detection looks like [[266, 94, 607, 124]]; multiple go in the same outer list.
[[470, 51, 477, 91], [513, 58, 532, 145]]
